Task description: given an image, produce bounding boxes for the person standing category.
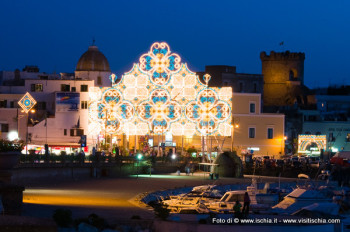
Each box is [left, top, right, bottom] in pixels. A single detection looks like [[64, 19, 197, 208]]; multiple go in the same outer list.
[[242, 192, 251, 217], [233, 200, 242, 219]]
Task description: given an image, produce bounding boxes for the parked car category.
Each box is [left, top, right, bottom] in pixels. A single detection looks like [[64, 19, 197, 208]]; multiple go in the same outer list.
[[330, 151, 350, 167], [292, 160, 302, 168], [276, 159, 284, 168], [308, 156, 320, 168], [298, 156, 307, 164]]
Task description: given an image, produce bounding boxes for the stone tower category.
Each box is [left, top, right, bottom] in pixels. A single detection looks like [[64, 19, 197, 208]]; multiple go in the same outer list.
[[260, 51, 305, 107]]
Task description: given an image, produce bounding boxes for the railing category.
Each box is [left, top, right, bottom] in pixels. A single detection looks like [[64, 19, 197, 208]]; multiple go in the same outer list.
[[17, 154, 202, 167]]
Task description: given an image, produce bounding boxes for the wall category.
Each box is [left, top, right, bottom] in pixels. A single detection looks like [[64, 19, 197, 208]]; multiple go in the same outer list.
[[303, 121, 350, 152], [261, 51, 305, 106], [232, 93, 285, 158]]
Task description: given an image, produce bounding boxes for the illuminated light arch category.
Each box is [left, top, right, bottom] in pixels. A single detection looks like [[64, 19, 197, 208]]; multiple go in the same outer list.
[[298, 135, 327, 153], [88, 42, 232, 136]]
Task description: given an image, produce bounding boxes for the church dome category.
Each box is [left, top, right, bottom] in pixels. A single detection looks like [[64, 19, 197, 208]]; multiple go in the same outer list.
[[76, 45, 110, 72]]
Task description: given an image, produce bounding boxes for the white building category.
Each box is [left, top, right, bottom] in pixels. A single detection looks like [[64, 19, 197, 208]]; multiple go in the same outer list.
[[0, 45, 111, 154]]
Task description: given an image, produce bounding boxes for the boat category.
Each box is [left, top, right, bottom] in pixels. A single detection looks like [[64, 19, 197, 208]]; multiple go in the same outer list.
[[163, 179, 283, 214], [270, 174, 341, 215], [162, 185, 222, 213], [205, 183, 280, 213]]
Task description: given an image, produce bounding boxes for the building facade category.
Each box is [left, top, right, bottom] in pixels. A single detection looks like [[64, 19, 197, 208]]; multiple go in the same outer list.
[[198, 65, 264, 94], [232, 93, 285, 158]]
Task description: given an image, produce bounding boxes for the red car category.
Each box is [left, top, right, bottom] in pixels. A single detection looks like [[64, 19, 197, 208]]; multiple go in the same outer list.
[[330, 152, 350, 167]]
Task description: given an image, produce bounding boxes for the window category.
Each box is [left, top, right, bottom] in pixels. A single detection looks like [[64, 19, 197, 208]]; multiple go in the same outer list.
[[37, 102, 46, 110], [249, 103, 256, 113], [253, 83, 257, 93], [347, 133, 350, 142], [80, 85, 88, 92], [76, 129, 84, 136], [1, 124, 9, 133], [97, 76, 102, 85], [329, 133, 335, 142], [10, 101, 14, 108], [61, 84, 70, 92], [64, 129, 67, 136], [31, 84, 43, 92], [81, 101, 88, 109], [69, 129, 84, 136], [289, 70, 294, 79], [71, 87, 76, 92], [267, 128, 274, 139], [239, 82, 243, 92], [249, 127, 255, 138], [0, 100, 7, 108]]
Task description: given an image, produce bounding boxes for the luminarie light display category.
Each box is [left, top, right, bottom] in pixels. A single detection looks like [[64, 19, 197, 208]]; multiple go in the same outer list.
[[298, 135, 326, 153], [18, 92, 37, 113], [88, 42, 232, 137]]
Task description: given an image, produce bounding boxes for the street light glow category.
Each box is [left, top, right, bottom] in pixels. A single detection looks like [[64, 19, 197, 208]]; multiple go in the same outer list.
[[8, 131, 18, 141]]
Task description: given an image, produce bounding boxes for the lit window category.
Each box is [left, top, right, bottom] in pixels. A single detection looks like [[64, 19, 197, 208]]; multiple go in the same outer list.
[[31, 84, 43, 92]]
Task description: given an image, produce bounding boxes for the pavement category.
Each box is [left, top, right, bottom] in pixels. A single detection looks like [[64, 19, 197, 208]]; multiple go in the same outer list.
[[21, 173, 297, 224]]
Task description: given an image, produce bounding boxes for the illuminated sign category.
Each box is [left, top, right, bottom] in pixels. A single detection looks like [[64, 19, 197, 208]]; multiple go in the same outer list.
[[89, 42, 232, 136], [56, 92, 80, 112], [247, 147, 260, 151]]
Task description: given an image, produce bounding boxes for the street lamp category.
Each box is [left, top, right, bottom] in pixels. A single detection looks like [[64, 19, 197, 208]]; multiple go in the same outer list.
[[280, 136, 287, 157], [18, 93, 37, 155], [136, 153, 143, 178], [231, 119, 239, 152]]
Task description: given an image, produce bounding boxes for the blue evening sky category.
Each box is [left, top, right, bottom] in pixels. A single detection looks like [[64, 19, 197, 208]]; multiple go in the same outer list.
[[0, 0, 349, 88]]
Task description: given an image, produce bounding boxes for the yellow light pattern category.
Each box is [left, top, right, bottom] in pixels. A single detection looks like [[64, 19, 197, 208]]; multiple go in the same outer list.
[[18, 92, 37, 113], [298, 134, 327, 153], [88, 42, 232, 136]]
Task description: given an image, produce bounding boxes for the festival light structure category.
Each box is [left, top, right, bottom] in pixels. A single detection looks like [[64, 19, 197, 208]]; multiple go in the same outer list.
[[88, 42, 232, 139], [18, 92, 37, 113], [298, 134, 327, 154]]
